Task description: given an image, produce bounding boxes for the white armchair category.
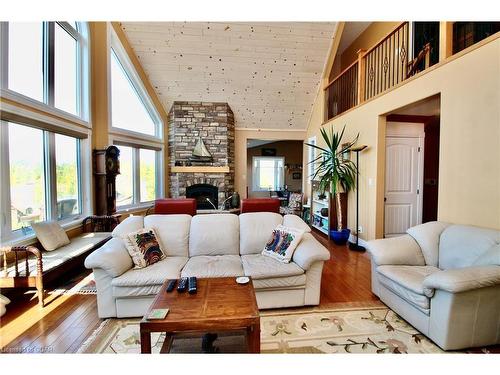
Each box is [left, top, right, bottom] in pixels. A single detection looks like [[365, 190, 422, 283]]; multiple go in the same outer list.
[[367, 221, 500, 350]]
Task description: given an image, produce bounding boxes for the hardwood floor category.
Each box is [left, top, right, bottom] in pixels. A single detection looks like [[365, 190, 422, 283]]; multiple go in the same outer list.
[[2, 230, 379, 353]]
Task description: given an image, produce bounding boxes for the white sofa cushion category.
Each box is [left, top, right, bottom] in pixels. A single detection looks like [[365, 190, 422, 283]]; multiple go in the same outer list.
[[239, 212, 283, 255], [112, 215, 144, 238], [282, 215, 311, 233], [253, 274, 307, 290], [113, 284, 162, 298], [406, 221, 450, 267], [111, 257, 188, 287], [473, 244, 500, 266], [241, 254, 304, 279], [181, 255, 243, 277], [189, 214, 239, 256], [144, 214, 191, 257], [376, 265, 439, 310], [439, 225, 500, 270], [31, 221, 70, 251]]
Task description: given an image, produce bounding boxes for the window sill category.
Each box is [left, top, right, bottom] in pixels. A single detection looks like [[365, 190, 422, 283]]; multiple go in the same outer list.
[[0, 217, 84, 248], [116, 203, 154, 215]]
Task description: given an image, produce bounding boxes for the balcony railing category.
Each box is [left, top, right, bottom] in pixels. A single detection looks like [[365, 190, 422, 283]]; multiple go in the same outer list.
[[325, 21, 432, 120]]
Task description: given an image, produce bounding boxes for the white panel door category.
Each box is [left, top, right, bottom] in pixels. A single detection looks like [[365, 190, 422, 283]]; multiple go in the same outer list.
[[384, 136, 423, 237]]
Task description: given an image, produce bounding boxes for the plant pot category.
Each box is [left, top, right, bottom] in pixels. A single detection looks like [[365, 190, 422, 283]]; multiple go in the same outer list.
[[330, 228, 351, 245]]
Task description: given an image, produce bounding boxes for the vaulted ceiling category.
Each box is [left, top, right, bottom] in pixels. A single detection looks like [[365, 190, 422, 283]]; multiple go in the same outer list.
[[120, 22, 337, 130]]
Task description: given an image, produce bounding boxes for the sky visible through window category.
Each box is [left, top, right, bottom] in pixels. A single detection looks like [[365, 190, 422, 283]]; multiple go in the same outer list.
[[8, 22, 44, 101], [111, 50, 156, 136], [54, 23, 78, 115]]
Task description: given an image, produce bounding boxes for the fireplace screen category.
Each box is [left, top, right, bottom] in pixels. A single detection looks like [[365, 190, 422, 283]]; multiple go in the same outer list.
[[186, 184, 219, 210]]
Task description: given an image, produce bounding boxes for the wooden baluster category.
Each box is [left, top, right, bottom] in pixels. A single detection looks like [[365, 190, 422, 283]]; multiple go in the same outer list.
[[357, 49, 366, 105], [14, 250, 19, 277], [25, 250, 30, 276]]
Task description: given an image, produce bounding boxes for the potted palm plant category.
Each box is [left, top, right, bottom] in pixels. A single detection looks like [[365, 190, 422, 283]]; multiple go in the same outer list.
[[306, 125, 358, 245]]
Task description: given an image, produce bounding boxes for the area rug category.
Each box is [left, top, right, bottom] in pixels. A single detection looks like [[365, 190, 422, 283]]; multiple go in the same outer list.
[[78, 306, 448, 353]]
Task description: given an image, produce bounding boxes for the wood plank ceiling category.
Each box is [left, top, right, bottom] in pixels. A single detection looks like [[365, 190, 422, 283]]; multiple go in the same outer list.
[[120, 22, 337, 130]]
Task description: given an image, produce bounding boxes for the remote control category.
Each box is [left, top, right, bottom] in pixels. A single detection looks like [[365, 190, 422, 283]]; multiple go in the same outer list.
[[166, 279, 176, 292], [177, 277, 188, 292], [188, 276, 197, 294]]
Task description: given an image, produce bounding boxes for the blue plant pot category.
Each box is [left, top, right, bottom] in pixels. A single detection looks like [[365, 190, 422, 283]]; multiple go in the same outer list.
[[330, 228, 351, 245]]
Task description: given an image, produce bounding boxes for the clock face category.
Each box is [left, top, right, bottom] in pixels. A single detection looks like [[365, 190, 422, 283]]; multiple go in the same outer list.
[[106, 146, 120, 174]]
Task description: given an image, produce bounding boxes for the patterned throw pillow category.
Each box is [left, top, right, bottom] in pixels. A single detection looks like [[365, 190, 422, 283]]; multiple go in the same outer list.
[[123, 228, 166, 269], [262, 225, 304, 263]]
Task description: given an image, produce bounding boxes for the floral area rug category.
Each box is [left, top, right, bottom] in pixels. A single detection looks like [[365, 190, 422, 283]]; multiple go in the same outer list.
[[78, 306, 448, 353]]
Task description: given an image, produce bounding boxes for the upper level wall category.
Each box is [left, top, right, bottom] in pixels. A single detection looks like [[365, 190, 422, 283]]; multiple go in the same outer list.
[[339, 22, 401, 72], [307, 35, 500, 240]]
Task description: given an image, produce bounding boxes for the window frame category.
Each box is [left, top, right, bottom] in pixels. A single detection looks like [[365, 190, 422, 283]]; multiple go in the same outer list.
[[0, 21, 90, 126], [112, 136, 164, 212], [252, 156, 285, 192], [307, 136, 317, 182], [0, 117, 90, 245], [109, 29, 163, 141]]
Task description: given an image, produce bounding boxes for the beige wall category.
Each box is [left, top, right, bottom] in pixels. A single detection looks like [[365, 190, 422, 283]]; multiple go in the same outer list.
[[235, 129, 306, 198], [247, 140, 304, 198], [340, 22, 401, 71], [306, 35, 500, 240]]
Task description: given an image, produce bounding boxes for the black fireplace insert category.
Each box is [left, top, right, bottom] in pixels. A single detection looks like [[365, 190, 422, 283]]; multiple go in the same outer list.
[[186, 184, 219, 210]]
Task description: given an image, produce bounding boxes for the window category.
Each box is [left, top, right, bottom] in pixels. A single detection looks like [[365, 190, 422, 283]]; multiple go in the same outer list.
[[7, 22, 44, 102], [1, 22, 88, 120], [139, 149, 156, 202], [307, 136, 317, 181], [115, 144, 159, 207], [110, 46, 160, 137], [8, 124, 46, 232], [116, 146, 133, 207], [252, 156, 284, 192], [1, 121, 84, 241], [55, 134, 81, 219]]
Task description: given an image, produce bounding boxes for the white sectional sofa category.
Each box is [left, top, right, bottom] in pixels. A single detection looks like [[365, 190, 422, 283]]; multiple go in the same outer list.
[[85, 212, 330, 318], [367, 221, 500, 350]]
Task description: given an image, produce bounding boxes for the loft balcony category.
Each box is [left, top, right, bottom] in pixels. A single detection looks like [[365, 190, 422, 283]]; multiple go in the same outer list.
[[324, 21, 500, 121]]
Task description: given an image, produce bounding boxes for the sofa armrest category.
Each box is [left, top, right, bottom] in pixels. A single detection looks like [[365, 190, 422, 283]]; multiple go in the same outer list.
[[292, 233, 330, 270], [84, 237, 133, 278], [366, 234, 426, 266], [423, 265, 500, 295]]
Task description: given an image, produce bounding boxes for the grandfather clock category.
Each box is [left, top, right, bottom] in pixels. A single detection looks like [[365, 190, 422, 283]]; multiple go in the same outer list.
[[93, 146, 120, 215]]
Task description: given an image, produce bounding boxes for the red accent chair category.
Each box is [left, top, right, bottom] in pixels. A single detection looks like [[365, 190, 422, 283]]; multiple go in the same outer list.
[[240, 198, 280, 214], [153, 198, 197, 216]]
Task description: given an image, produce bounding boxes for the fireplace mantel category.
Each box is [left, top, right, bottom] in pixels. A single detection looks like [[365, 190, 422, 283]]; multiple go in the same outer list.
[[170, 166, 230, 173]]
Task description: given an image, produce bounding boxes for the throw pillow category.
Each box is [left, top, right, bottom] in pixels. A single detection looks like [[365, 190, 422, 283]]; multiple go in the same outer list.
[[262, 225, 304, 263], [31, 221, 70, 251], [123, 228, 166, 269]]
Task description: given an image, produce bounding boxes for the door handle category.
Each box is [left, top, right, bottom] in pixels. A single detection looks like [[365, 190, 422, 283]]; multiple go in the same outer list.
[[384, 197, 387, 202]]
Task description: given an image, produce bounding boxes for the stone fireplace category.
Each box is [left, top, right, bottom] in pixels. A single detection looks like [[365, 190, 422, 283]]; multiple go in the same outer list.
[[168, 101, 235, 209]]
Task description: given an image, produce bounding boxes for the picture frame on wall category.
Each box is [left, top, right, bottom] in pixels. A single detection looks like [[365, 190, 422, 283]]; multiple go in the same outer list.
[[261, 148, 276, 156], [292, 172, 302, 180]]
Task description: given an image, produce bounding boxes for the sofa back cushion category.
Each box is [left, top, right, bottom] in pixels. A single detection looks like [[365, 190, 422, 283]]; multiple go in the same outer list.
[[239, 212, 283, 255], [439, 225, 500, 269], [144, 214, 191, 257], [283, 215, 311, 233], [189, 214, 239, 256], [406, 221, 450, 266], [112, 215, 144, 238]]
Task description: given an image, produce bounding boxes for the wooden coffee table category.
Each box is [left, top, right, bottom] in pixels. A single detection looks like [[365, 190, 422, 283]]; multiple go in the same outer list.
[[139, 277, 260, 353]]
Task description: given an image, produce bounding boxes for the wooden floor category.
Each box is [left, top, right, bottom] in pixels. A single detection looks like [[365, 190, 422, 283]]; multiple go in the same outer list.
[[0, 231, 384, 353]]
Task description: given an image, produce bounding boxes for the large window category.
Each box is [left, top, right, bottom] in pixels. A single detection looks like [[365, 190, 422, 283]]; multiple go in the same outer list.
[[1, 121, 84, 241], [115, 144, 159, 208], [111, 50, 158, 136], [1, 22, 88, 120], [252, 156, 285, 192]]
